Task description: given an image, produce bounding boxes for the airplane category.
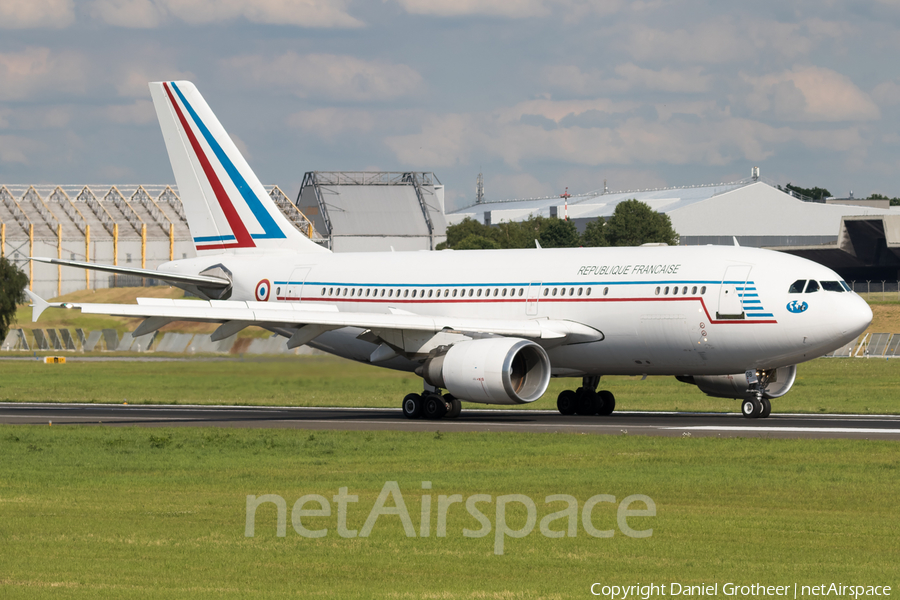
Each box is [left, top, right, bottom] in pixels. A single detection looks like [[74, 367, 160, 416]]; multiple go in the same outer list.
[[27, 81, 873, 420]]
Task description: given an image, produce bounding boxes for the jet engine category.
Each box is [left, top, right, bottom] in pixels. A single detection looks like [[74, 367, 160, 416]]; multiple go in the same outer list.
[[677, 365, 797, 400], [417, 338, 551, 405]]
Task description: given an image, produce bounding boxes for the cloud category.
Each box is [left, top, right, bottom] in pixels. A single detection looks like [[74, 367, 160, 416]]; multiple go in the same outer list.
[[89, 0, 163, 28], [625, 18, 811, 64], [393, 0, 621, 20], [0, 0, 74, 29], [542, 63, 710, 95], [0, 134, 41, 164], [384, 100, 868, 174], [872, 80, 900, 107], [105, 100, 156, 124], [742, 66, 880, 122], [0, 48, 88, 101], [89, 0, 363, 28], [116, 65, 195, 98], [288, 108, 378, 139], [224, 52, 423, 101]]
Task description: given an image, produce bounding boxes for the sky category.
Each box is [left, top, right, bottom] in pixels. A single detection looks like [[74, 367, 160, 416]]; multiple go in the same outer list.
[[1, 0, 900, 212]]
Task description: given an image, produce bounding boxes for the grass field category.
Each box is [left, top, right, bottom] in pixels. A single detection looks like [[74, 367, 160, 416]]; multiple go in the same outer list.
[[1, 354, 898, 415], [1, 426, 897, 598]]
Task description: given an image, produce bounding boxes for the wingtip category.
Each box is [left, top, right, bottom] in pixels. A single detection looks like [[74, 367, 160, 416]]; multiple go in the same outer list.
[[24, 289, 50, 322]]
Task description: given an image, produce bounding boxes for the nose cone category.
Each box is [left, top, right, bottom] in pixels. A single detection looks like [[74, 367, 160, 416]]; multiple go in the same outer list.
[[843, 294, 873, 337]]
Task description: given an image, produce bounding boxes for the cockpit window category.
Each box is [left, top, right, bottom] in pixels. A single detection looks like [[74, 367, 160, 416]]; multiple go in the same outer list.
[[805, 280, 820, 293], [821, 281, 844, 292], [789, 280, 806, 293], [840, 281, 852, 292]]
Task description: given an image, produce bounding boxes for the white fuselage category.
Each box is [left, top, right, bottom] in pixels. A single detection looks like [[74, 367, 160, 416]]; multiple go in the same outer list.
[[161, 244, 872, 377]]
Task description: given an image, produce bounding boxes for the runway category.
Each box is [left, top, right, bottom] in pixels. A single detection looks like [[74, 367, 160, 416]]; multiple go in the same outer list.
[[1, 403, 899, 439]]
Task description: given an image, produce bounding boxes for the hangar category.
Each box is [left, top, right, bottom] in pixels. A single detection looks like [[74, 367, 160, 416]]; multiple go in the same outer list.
[[295, 171, 447, 252], [448, 174, 900, 281]]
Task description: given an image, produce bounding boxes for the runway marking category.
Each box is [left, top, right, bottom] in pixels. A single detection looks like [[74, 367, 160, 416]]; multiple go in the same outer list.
[[668, 426, 900, 434]]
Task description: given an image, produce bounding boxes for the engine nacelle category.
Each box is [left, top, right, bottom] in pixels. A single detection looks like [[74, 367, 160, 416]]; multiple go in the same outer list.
[[678, 365, 797, 400], [418, 338, 551, 405]]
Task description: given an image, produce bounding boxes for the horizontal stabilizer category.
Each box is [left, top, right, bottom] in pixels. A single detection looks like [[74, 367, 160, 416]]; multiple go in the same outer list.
[[30, 257, 230, 288]]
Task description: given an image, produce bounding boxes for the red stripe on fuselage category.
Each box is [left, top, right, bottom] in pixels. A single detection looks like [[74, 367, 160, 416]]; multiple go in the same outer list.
[[163, 82, 254, 250]]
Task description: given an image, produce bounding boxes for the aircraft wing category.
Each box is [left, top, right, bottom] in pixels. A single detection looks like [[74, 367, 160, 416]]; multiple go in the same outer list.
[[29, 257, 231, 290], [25, 291, 602, 351]]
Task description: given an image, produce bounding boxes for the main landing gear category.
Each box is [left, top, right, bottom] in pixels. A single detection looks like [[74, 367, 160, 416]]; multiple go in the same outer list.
[[741, 369, 772, 419], [402, 390, 462, 420], [556, 376, 616, 417]]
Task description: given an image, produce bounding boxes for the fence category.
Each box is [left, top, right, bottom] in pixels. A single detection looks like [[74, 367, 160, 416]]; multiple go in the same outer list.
[[847, 281, 900, 301], [1, 328, 320, 356]]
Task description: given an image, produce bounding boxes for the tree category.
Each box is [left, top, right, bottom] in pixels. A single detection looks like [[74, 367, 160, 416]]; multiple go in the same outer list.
[[579, 218, 609, 247], [454, 234, 501, 250], [0, 256, 29, 342], [602, 199, 679, 247], [437, 217, 501, 250], [785, 183, 832, 200], [440, 200, 679, 249], [537, 217, 580, 248]]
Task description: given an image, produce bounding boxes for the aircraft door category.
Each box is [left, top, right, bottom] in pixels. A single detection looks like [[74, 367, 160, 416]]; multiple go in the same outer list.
[[526, 281, 542, 316], [717, 265, 751, 319], [285, 267, 311, 301]]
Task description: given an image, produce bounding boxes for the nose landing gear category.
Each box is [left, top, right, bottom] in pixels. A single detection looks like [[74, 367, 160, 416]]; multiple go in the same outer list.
[[741, 370, 773, 419]]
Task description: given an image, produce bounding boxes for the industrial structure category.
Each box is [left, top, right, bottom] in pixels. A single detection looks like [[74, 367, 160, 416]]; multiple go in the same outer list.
[[5, 169, 900, 298], [295, 171, 447, 252], [0, 184, 320, 298], [449, 173, 900, 280]]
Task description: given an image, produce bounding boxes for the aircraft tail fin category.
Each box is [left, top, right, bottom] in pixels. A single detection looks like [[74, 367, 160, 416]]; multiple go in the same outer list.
[[149, 81, 328, 256]]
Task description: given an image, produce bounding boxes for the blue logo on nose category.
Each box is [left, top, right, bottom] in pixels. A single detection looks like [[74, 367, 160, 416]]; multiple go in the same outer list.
[[786, 300, 808, 313]]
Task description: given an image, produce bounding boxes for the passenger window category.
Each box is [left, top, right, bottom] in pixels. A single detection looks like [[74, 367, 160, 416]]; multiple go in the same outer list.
[[821, 281, 844, 292], [700, 286, 706, 294], [586, 288, 591, 296], [468, 289, 474, 297], [543, 288, 549, 297], [805, 280, 819, 293], [691, 286, 697, 295], [603, 287, 608, 296], [789, 280, 806, 294], [519, 289, 524, 297], [673, 286, 678, 295], [655, 287, 660, 296]]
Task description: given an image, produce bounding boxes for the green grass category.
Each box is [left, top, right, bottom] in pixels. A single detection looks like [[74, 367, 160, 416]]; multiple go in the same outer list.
[[1, 355, 899, 414], [1, 426, 897, 598]]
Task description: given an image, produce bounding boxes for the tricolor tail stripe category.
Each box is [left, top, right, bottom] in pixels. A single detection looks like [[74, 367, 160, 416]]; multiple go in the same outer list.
[[163, 82, 255, 251]]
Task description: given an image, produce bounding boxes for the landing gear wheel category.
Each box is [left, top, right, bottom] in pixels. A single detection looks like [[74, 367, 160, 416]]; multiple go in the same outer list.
[[444, 396, 462, 419], [574, 388, 597, 415], [402, 393, 423, 419], [557, 390, 577, 415], [760, 398, 772, 419], [596, 390, 616, 416], [741, 397, 763, 419], [422, 393, 449, 420]]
